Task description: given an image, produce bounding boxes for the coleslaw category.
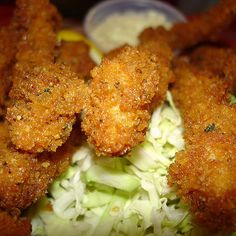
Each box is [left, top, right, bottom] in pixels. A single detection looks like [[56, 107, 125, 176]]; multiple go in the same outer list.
[[29, 92, 195, 236]]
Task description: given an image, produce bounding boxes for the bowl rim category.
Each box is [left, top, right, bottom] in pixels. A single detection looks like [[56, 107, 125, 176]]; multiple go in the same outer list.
[[83, 0, 187, 51]]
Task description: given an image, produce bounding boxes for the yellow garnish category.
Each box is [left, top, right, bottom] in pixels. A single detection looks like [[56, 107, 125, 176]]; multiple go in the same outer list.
[[57, 29, 103, 64]]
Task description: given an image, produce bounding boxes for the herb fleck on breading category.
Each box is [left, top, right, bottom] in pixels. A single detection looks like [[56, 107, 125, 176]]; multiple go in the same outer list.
[[204, 123, 215, 132], [44, 88, 51, 93]]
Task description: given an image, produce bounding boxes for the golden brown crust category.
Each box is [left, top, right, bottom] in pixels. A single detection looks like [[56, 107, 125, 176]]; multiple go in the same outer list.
[[82, 43, 173, 156], [6, 0, 87, 153], [0, 122, 70, 210], [7, 63, 87, 153], [169, 133, 236, 232], [0, 27, 14, 117], [0, 211, 31, 236], [139, 0, 236, 50], [57, 40, 95, 77], [172, 60, 236, 140], [169, 60, 236, 231], [0, 9, 22, 117], [189, 46, 236, 92]]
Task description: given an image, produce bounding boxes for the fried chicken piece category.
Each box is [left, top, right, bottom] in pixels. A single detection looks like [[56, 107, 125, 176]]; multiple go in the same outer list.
[[82, 43, 173, 156], [0, 27, 14, 117], [0, 121, 70, 210], [169, 133, 236, 232], [83, 0, 236, 157], [0, 12, 21, 117], [7, 64, 87, 153], [172, 59, 236, 140], [57, 40, 95, 77], [11, 0, 61, 68], [169, 60, 236, 231], [0, 211, 31, 236], [6, 0, 87, 153], [190, 46, 236, 92], [140, 0, 236, 50], [0, 122, 84, 233]]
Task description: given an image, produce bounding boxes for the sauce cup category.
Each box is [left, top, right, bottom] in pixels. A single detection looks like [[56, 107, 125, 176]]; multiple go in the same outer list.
[[83, 0, 186, 52]]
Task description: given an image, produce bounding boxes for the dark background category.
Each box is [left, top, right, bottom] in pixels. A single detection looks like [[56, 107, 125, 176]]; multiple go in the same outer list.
[[0, 0, 218, 20], [51, 0, 218, 19]]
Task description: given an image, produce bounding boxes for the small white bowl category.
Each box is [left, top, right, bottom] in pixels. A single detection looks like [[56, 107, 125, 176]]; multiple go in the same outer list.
[[83, 0, 186, 52]]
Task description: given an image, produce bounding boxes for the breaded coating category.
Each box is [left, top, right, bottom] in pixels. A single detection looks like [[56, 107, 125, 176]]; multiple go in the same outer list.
[[0, 122, 70, 210], [0, 211, 31, 236], [0, 27, 14, 117], [57, 40, 95, 77], [6, 0, 87, 153], [7, 64, 86, 153], [169, 133, 236, 232], [139, 0, 236, 50], [169, 60, 236, 231], [12, 0, 61, 67], [0, 13, 21, 117], [82, 43, 173, 156], [189, 46, 236, 92], [172, 59, 236, 140]]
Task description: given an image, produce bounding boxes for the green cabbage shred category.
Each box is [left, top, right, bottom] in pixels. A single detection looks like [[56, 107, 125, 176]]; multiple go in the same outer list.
[[29, 92, 194, 236]]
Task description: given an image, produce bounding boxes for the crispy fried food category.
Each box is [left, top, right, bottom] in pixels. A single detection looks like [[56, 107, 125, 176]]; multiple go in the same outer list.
[[169, 133, 236, 232], [140, 0, 236, 50], [172, 59, 236, 139], [7, 64, 86, 153], [0, 13, 21, 117], [82, 0, 236, 157], [169, 60, 236, 231], [0, 211, 31, 236], [57, 40, 95, 77], [6, 0, 87, 153], [0, 27, 14, 117], [189, 46, 236, 92], [82, 42, 173, 156], [140, 1, 236, 230], [0, 121, 70, 210]]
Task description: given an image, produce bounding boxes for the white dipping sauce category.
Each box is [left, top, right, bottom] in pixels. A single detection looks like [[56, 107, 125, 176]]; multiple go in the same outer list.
[[91, 10, 172, 52]]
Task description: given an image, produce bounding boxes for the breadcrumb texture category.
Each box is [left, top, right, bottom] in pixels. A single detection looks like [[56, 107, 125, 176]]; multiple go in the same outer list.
[[169, 60, 236, 232], [6, 0, 87, 153], [57, 41, 95, 77], [0, 122, 70, 210], [190, 46, 236, 92], [169, 133, 236, 232], [7, 64, 86, 152], [82, 44, 172, 156], [0, 15, 21, 117]]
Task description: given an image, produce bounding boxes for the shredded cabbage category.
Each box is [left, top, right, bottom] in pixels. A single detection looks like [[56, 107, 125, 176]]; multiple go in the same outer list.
[[29, 92, 194, 236], [229, 93, 236, 105]]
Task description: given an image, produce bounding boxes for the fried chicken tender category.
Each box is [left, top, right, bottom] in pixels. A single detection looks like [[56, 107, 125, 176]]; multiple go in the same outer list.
[[140, 0, 236, 50], [82, 42, 173, 156], [169, 60, 236, 231], [0, 211, 31, 236], [0, 121, 70, 210], [0, 14, 21, 117], [172, 59, 236, 139], [169, 133, 236, 232], [140, 1, 236, 230], [6, 0, 87, 153], [57, 40, 95, 77], [7, 64, 87, 153], [190, 46, 236, 92], [0, 27, 14, 117]]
